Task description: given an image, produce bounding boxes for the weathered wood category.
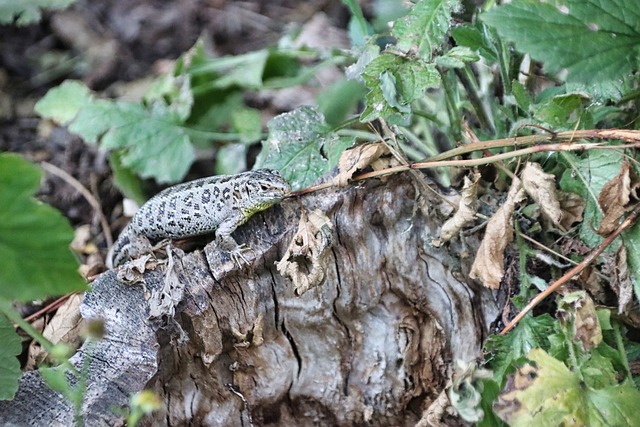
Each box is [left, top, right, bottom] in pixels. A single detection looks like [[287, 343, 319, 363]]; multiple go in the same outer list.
[[0, 174, 498, 426]]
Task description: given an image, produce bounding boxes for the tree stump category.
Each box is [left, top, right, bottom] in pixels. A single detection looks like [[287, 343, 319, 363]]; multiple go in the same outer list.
[[0, 173, 499, 426]]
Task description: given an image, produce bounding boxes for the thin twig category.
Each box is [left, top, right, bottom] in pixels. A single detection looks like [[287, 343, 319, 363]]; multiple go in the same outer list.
[[500, 205, 640, 335], [40, 162, 113, 247], [24, 294, 76, 322], [290, 131, 640, 197]]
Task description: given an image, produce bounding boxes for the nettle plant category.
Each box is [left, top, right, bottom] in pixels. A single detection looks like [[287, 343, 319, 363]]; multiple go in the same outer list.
[[2, 0, 640, 424]]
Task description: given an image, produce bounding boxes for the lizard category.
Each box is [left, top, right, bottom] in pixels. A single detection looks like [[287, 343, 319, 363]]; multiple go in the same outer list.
[[108, 169, 291, 268]]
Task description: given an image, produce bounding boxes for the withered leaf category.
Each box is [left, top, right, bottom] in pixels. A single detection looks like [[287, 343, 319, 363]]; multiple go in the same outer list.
[[558, 191, 584, 229], [521, 162, 563, 228], [557, 291, 602, 351], [470, 177, 525, 289], [334, 143, 389, 187], [439, 173, 480, 243], [277, 209, 334, 295], [597, 161, 640, 235]]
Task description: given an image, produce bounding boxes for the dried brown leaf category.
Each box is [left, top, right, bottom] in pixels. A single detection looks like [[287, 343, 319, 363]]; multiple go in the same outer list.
[[439, 173, 480, 243], [558, 291, 602, 351], [558, 191, 584, 229], [597, 161, 640, 235], [470, 178, 526, 289], [29, 294, 84, 367], [277, 209, 334, 295], [334, 143, 389, 187], [521, 162, 562, 227]]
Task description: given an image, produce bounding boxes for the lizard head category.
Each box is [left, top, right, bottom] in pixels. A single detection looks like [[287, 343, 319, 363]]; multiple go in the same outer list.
[[241, 169, 291, 214]]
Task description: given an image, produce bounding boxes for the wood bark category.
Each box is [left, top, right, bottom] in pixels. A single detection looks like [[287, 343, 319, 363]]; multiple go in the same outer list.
[[0, 174, 499, 426]]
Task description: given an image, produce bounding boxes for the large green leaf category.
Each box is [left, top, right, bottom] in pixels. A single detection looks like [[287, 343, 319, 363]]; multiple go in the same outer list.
[[481, 0, 640, 85], [0, 314, 21, 400], [0, 153, 86, 301]]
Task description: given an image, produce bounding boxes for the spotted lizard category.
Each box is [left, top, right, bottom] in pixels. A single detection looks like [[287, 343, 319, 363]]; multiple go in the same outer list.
[[108, 169, 291, 268]]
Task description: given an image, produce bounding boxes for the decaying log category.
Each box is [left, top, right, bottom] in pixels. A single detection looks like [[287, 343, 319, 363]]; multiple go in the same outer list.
[[0, 173, 499, 426]]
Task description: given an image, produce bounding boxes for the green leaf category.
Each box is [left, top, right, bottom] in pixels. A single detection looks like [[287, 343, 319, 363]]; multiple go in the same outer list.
[[0, 153, 86, 301], [144, 74, 193, 122], [495, 348, 640, 426], [0, 314, 21, 400], [108, 152, 146, 206], [451, 24, 497, 62], [69, 99, 195, 183], [511, 80, 531, 112], [484, 313, 556, 381], [343, 0, 373, 46], [215, 143, 247, 176], [187, 49, 270, 92], [316, 79, 365, 126], [360, 53, 440, 123], [481, 0, 640, 85], [36, 80, 196, 184], [533, 93, 587, 128], [391, 0, 461, 61], [231, 108, 262, 144], [0, 0, 76, 25], [255, 106, 353, 189], [34, 80, 92, 125], [435, 46, 480, 68], [560, 150, 623, 248]]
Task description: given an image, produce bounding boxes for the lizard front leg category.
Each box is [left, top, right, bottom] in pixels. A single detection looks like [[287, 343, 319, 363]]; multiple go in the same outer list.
[[215, 209, 252, 265]]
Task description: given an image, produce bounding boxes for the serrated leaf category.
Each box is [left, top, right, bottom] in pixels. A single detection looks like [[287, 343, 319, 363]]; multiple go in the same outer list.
[[391, 0, 461, 61], [0, 0, 76, 25], [68, 99, 195, 183], [0, 313, 21, 400], [380, 71, 411, 113], [255, 106, 353, 189], [484, 314, 556, 381], [34, 80, 93, 125], [0, 153, 86, 301], [481, 0, 640, 85]]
